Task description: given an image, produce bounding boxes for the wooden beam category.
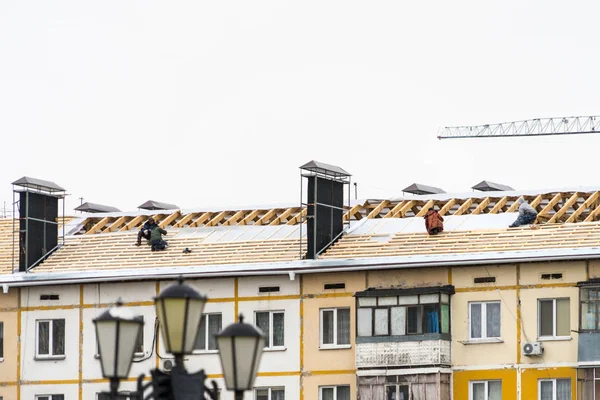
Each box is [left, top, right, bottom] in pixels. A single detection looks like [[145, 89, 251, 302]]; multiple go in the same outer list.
[[489, 197, 508, 214], [270, 208, 296, 226], [567, 191, 600, 223], [106, 216, 128, 232], [392, 200, 417, 218], [453, 198, 474, 216], [585, 202, 600, 222], [222, 210, 246, 226], [438, 199, 457, 216], [343, 204, 363, 221], [255, 209, 278, 226], [191, 212, 213, 227], [86, 217, 111, 234], [240, 210, 261, 225], [367, 200, 391, 219], [536, 193, 563, 221], [174, 213, 196, 228], [287, 208, 306, 225], [206, 211, 229, 227], [383, 201, 406, 218], [121, 215, 146, 232], [415, 200, 435, 217], [471, 198, 491, 215], [549, 192, 580, 223], [530, 194, 544, 209], [159, 211, 181, 228]]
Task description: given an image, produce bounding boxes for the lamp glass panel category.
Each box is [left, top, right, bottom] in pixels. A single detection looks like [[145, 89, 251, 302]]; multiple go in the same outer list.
[[183, 298, 206, 353], [116, 320, 142, 377], [217, 335, 264, 390], [156, 298, 186, 353], [216, 336, 236, 389], [95, 321, 117, 377]]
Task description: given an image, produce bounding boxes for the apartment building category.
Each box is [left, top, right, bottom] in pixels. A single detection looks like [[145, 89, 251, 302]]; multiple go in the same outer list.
[[1, 170, 600, 400]]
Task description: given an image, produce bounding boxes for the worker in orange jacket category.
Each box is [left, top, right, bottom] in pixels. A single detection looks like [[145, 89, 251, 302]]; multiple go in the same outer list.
[[424, 208, 444, 235]]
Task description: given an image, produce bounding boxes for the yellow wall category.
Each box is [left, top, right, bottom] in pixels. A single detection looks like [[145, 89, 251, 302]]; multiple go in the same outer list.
[[519, 261, 586, 286], [452, 264, 517, 288], [0, 386, 17, 400], [0, 290, 18, 384], [519, 286, 579, 364], [303, 373, 355, 400], [453, 369, 517, 400], [452, 290, 518, 366], [521, 367, 576, 400], [367, 267, 449, 288]]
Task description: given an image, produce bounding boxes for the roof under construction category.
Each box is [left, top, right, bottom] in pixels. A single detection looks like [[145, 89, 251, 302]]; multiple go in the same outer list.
[[2, 185, 600, 281]]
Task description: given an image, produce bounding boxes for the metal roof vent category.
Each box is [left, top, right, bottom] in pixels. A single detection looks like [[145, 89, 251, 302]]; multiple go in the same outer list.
[[138, 200, 179, 211], [472, 180, 514, 192], [402, 183, 446, 195], [74, 202, 121, 213]]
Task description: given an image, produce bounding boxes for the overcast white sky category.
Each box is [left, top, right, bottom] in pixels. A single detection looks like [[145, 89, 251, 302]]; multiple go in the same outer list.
[[1, 1, 599, 215]]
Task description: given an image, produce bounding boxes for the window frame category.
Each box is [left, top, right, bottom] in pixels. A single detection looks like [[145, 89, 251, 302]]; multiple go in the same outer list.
[[469, 380, 502, 400], [468, 301, 502, 340], [254, 386, 285, 400], [35, 319, 66, 359], [537, 378, 571, 400], [580, 286, 600, 332], [194, 313, 223, 353], [254, 310, 285, 350], [319, 385, 350, 400], [538, 298, 570, 339], [356, 292, 450, 338], [320, 308, 351, 349]]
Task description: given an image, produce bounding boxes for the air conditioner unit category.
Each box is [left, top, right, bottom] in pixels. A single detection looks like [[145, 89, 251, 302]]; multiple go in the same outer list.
[[522, 342, 544, 356], [162, 359, 174, 371]]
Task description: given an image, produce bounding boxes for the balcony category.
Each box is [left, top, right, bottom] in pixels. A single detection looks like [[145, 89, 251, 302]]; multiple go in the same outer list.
[[356, 334, 451, 368]]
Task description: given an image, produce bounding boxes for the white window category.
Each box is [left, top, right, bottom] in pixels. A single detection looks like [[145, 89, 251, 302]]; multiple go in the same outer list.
[[469, 302, 501, 339], [195, 313, 222, 351], [470, 380, 501, 400], [36, 319, 65, 358], [320, 308, 350, 348], [539, 378, 571, 400], [36, 396, 65, 400], [255, 311, 284, 349], [320, 385, 350, 400], [539, 298, 570, 338], [255, 387, 284, 400]]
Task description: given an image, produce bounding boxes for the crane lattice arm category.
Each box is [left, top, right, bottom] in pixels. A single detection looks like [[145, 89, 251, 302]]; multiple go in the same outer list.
[[438, 115, 600, 139]]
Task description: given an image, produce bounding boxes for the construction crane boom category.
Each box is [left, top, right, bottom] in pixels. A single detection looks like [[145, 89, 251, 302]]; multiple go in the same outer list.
[[438, 115, 600, 139]]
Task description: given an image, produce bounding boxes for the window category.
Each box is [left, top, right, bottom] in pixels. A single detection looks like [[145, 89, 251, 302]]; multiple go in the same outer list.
[[35, 396, 65, 400], [97, 393, 130, 400], [539, 299, 570, 338], [470, 380, 501, 400], [357, 292, 450, 337], [259, 286, 280, 294], [255, 311, 284, 348], [386, 384, 409, 400], [320, 308, 350, 347], [0, 321, 3, 359], [539, 379, 571, 400], [255, 387, 284, 400], [36, 319, 65, 358], [195, 314, 222, 351], [320, 386, 350, 400], [469, 302, 501, 339], [581, 287, 600, 331]]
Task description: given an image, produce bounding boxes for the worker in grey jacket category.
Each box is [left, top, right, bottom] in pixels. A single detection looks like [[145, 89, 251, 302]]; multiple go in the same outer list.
[[509, 197, 538, 227]]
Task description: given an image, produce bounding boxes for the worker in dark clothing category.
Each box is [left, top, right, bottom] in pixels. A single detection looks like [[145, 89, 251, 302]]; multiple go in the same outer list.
[[424, 207, 444, 235], [509, 197, 538, 228], [135, 217, 158, 246], [150, 225, 168, 251]]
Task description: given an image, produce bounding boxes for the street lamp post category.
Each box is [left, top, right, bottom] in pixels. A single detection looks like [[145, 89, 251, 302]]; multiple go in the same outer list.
[[93, 277, 265, 400]]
